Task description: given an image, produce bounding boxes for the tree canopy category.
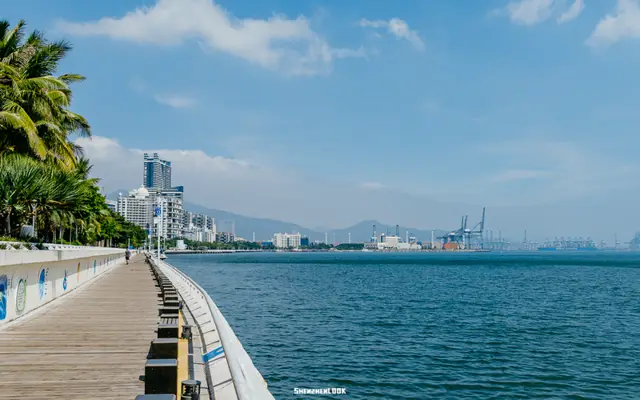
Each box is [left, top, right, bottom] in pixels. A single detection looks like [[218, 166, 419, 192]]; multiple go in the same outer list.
[[0, 20, 144, 247], [0, 19, 90, 169]]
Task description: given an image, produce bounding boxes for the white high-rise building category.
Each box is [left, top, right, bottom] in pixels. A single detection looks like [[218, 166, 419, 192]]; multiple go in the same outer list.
[[143, 153, 172, 190], [183, 211, 194, 228], [116, 187, 152, 230], [273, 233, 302, 249], [184, 227, 217, 243], [206, 216, 215, 231], [155, 196, 184, 239], [181, 207, 213, 241], [205, 229, 216, 243]]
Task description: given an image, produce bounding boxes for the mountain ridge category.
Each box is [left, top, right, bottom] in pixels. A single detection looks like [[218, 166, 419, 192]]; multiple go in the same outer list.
[[107, 190, 447, 243]]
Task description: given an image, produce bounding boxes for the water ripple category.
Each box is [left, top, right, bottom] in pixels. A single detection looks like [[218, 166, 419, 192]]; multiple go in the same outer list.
[[171, 252, 640, 399]]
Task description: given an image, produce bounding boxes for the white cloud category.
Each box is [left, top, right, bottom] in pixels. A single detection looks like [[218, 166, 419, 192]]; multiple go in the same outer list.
[[474, 138, 638, 203], [360, 181, 385, 190], [359, 18, 425, 50], [56, 0, 365, 76], [502, 0, 556, 25], [76, 136, 255, 178], [154, 94, 197, 109], [74, 136, 464, 230], [74, 136, 639, 241], [587, 0, 640, 47], [495, 0, 584, 26], [130, 78, 196, 109], [558, 0, 585, 23]]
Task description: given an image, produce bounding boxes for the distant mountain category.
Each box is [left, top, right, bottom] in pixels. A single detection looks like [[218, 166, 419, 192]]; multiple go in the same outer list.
[[183, 202, 322, 242], [107, 190, 445, 243], [106, 189, 129, 199], [185, 204, 447, 243], [328, 220, 448, 244]]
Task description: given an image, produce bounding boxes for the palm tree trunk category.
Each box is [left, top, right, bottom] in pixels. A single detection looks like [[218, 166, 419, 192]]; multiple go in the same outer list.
[[32, 211, 37, 239], [4, 211, 11, 236]]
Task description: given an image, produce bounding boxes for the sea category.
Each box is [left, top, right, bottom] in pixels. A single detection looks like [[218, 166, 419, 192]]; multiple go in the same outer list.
[[169, 251, 640, 399]]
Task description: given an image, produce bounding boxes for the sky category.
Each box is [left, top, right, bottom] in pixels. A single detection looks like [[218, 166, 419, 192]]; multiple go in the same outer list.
[[4, 0, 640, 242]]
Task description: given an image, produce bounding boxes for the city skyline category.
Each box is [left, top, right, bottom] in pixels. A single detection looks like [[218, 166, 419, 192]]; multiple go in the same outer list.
[[116, 152, 628, 247], [116, 153, 224, 242], [5, 0, 639, 241]]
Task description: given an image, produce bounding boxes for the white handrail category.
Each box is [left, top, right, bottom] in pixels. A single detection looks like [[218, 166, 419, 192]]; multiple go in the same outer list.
[[154, 256, 275, 400]]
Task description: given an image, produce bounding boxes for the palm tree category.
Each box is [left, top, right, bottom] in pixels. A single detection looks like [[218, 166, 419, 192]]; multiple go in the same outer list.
[[0, 154, 99, 239], [0, 154, 43, 235], [74, 157, 93, 180], [0, 19, 90, 169]]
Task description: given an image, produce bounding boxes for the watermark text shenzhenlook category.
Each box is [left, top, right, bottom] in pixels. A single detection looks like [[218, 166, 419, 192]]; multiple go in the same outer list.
[[294, 388, 347, 395]]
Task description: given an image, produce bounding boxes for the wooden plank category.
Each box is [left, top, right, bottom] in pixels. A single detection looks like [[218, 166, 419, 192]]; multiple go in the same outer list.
[[0, 257, 158, 399], [176, 311, 189, 396]]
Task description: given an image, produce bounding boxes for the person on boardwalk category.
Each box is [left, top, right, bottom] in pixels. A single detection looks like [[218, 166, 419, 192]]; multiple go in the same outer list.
[[125, 248, 131, 264]]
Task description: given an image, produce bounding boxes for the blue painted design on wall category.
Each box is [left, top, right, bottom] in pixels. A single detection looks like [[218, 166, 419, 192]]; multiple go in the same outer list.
[[15, 278, 26, 313], [38, 268, 46, 299], [0, 274, 7, 321], [63, 270, 68, 291], [202, 346, 224, 362]]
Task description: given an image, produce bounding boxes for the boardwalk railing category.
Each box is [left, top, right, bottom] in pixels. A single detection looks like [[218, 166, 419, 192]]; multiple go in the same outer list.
[[152, 256, 275, 400]]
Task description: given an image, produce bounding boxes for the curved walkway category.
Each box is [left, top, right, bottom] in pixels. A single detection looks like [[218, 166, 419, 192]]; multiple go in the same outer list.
[[0, 257, 158, 399]]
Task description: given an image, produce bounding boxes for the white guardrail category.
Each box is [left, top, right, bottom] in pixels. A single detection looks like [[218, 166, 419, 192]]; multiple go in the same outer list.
[[154, 256, 275, 400]]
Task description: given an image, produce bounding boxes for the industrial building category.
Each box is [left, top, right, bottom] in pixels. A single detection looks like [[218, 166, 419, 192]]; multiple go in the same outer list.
[[365, 224, 422, 251]]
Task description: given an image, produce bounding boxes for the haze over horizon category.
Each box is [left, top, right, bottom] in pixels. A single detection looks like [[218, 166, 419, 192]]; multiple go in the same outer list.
[[6, 0, 639, 242]]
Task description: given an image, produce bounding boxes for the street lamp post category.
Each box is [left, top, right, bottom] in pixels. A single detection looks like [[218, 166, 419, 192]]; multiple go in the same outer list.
[[157, 201, 162, 260]]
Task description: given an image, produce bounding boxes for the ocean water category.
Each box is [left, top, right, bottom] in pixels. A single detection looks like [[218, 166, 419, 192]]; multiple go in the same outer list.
[[169, 252, 640, 399]]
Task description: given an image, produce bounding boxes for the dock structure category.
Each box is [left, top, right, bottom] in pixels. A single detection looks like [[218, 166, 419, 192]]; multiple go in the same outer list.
[[0, 256, 159, 398], [0, 256, 212, 399], [0, 251, 273, 400]]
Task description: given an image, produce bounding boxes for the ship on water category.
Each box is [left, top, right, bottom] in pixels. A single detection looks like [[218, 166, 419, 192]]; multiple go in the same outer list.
[[538, 246, 597, 251], [538, 237, 598, 251]]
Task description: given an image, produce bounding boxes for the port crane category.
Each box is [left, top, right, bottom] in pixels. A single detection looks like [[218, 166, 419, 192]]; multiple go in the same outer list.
[[440, 207, 485, 249]]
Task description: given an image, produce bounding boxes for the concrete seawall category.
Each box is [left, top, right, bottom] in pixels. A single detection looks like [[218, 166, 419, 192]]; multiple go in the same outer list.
[[0, 247, 126, 326]]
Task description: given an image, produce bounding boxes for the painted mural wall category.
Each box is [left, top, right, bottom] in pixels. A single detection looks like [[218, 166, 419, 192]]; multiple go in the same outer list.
[[0, 250, 125, 326]]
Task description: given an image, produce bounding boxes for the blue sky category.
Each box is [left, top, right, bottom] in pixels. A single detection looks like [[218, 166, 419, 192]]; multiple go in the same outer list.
[[5, 0, 640, 242]]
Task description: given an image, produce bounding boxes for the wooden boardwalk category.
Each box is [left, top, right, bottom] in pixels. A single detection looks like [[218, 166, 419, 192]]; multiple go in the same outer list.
[[0, 257, 158, 399]]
